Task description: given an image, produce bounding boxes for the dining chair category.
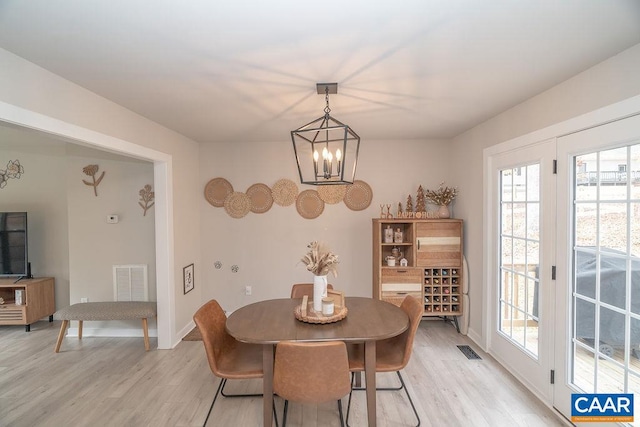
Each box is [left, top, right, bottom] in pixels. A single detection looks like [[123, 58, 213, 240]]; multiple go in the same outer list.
[[345, 295, 424, 427], [193, 299, 278, 427], [290, 283, 334, 298], [273, 341, 352, 426]]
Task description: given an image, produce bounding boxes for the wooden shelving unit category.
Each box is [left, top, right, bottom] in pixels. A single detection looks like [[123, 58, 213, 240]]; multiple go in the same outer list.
[[0, 277, 55, 331], [373, 218, 463, 330]]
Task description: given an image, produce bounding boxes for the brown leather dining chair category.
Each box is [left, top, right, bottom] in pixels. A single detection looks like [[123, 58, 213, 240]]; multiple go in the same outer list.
[[273, 341, 352, 426], [290, 283, 334, 298], [345, 295, 423, 427], [193, 300, 278, 427]]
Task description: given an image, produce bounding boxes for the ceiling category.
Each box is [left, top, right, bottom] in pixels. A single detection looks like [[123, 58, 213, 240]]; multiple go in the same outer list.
[[0, 1, 639, 144]]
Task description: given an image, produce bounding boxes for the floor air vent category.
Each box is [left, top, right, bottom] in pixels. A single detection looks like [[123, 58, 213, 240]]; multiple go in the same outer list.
[[457, 345, 482, 360]]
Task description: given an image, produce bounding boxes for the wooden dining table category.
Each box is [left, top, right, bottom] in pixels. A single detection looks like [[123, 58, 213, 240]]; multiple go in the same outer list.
[[226, 296, 409, 427]]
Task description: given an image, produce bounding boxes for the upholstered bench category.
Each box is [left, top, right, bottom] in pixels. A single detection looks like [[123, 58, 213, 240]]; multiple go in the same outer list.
[[54, 301, 157, 352]]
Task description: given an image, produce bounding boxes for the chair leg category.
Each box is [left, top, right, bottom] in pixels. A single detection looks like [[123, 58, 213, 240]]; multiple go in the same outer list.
[[338, 399, 345, 427], [273, 399, 279, 427], [345, 373, 355, 427], [220, 378, 263, 398], [203, 378, 225, 426], [346, 371, 420, 427], [396, 371, 421, 427], [205, 379, 279, 427], [282, 400, 289, 427]]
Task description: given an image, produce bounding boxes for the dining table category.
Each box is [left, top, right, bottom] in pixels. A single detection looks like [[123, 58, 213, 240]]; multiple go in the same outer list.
[[225, 296, 409, 427]]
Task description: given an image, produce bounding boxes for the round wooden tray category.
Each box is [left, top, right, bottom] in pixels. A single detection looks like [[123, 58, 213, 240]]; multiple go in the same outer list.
[[294, 302, 348, 324]]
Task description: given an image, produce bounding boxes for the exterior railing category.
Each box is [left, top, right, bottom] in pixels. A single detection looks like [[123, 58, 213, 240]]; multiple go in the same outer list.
[[576, 171, 640, 186]]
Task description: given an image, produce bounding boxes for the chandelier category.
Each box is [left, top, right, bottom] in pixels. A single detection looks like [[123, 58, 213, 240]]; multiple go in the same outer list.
[[291, 83, 361, 185]]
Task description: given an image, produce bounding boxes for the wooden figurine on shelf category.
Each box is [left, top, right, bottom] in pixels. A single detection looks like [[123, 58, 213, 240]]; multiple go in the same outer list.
[[416, 185, 426, 212], [397, 202, 403, 218], [406, 195, 413, 218]]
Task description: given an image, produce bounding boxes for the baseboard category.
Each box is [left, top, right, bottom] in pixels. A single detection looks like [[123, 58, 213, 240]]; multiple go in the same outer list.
[[465, 327, 485, 351], [178, 320, 195, 340]]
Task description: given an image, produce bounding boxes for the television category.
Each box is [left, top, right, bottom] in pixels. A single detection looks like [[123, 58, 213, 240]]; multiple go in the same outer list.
[[0, 212, 29, 279]]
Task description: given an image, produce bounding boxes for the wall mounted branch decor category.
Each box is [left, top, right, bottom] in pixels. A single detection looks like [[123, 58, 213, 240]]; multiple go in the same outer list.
[[138, 184, 155, 216], [82, 164, 105, 197], [0, 159, 24, 189]]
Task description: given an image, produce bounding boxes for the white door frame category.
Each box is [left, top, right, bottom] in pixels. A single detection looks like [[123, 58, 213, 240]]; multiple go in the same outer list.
[[485, 139, 556, 402], [0, 100, 176, 349], [482, 95, 640, 407], [554, 113, 640, 419]]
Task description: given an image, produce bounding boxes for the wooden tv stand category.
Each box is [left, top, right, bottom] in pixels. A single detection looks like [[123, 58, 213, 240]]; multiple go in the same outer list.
[[0, 277, 55, 331]]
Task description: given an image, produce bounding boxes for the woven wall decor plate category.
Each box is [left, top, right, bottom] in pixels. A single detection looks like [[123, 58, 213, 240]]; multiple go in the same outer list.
[[224, 192, 251, 218], [272, 178, 298, 206], [296, 190, 325, 219], [344, 180, 373, 211], [204, 177, 233, 207], [317, 184, 347, 204], [246, 183, 273, 214]]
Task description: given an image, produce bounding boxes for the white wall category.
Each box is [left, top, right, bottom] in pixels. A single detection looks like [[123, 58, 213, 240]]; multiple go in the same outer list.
[[0, 130, 70, 308], [66, 156, 155, 296], [199, 138, 451, 312], [0, 126, 156, 330], [450, 43, 640, 343], [0, 47, 201, 347]]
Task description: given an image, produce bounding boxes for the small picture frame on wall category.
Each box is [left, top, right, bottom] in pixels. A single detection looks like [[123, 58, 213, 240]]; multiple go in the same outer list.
[[183, 263, 194, 295]]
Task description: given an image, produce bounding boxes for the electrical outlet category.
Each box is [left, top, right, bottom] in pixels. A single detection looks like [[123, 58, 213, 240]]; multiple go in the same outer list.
[[245, 286, 252, 296], [80, 297, 88, 303]]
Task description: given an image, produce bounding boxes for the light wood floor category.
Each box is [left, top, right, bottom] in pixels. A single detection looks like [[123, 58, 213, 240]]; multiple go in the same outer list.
[[0, 318, 567, 427]]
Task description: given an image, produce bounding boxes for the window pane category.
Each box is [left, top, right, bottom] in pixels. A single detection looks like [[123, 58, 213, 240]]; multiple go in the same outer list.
[[526, 202, 539, 240], [526, 240, 539, 278], [576, 152, 598, 198], [600, 253, 626, 310], [525, 315, 538, 356], [526, 277, 538, 318], [599, 146, 627, 200], [632, 202, 640, 257], [526, 164, 540, 201], [599, 307, 625, 358], [501, 237, 513, 264], [501, 170, 513, 201], [632, 260, 640, 316], [576, 250, 596, 299], [599, 203, 627, 252], [597, 357, 625, 393], [513, 238, 525, 267], [573, 344, 596, 392], [575, 298, 596, 350], [501, 202, 513, 235], [630, 317, 640, 376], [512, 203, 526, 238], [575, 203, 597, 247], [514, 168, 526, 201]]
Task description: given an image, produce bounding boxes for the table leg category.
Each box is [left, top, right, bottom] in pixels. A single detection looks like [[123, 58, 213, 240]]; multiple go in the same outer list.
[[78, 320, 83, 339], [364, 340, 377, 427], [263, 344, 274, 427]]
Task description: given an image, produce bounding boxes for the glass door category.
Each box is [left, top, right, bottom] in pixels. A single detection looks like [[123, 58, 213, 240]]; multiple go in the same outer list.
[[555, 114, 640, 422], [488, 139, 556, 400]]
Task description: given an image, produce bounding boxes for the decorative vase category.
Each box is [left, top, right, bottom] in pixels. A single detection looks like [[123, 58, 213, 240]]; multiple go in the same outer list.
[[313, 275, 328, 312], [438, 205, 450, 219]]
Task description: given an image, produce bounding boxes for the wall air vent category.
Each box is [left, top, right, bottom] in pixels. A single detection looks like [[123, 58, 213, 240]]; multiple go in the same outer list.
[[113, 264, 148, 301]]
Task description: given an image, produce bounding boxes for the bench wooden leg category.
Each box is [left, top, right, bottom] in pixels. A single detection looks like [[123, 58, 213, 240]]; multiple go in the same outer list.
[[78, 320, 83, 339], [142, 318, 150, 351], [55, 320, 68, 353]]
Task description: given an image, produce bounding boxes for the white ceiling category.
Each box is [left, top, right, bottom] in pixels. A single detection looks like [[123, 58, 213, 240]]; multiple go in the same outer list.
[[0, 0, 639, 144]]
